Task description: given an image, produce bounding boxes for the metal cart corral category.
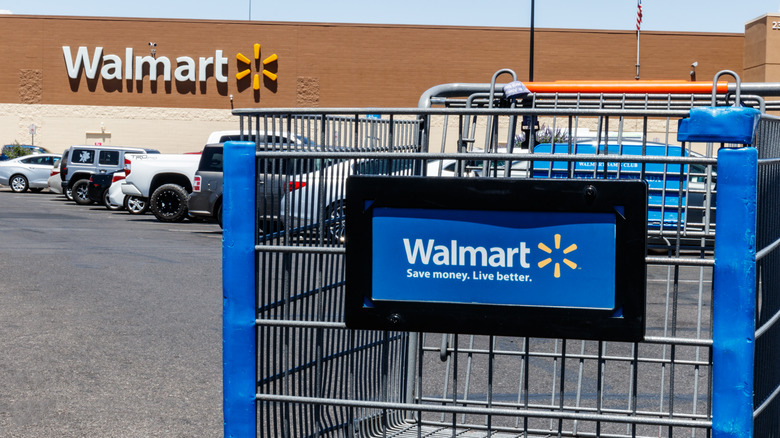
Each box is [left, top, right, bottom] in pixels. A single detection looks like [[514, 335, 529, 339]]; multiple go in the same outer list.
[[222, 71, 780, 437]]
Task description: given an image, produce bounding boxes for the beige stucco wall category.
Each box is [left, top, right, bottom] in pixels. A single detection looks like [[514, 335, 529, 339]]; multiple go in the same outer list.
[[0, 104, 237, 153]]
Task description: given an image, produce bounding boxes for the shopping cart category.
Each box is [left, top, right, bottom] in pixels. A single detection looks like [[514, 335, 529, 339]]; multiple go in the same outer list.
[[222, 70, 780, 437]]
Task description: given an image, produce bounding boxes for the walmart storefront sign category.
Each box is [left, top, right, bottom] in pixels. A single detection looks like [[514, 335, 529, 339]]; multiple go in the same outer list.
[[62, 46, 229, 83]]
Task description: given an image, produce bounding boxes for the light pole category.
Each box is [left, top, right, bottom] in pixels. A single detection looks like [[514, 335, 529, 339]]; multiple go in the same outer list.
[[529, 0, 535, 82], [523, 0, 537, 150]]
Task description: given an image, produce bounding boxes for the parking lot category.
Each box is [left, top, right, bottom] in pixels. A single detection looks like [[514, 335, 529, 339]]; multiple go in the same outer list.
[[0, 190, 223, 437]]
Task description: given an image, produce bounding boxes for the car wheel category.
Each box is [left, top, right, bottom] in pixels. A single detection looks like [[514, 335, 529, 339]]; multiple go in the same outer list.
[[124, 196, 148, 215], [325, 200, 346, 244], [150, 184, 189, 222], [65, 186, 73, 201], [71, 179, 93, 205], [103, 189, 122, 211], [9, 174, 28, 193], [217, 203, 223, 229]]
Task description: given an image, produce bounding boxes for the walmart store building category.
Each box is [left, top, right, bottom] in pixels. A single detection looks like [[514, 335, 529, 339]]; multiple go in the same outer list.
[[1, 13, 779, 153]]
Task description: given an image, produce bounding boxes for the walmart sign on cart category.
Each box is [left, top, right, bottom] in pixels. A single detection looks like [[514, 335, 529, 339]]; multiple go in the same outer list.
[[345, 177, 648, 341], [374, 209, 616, 309]]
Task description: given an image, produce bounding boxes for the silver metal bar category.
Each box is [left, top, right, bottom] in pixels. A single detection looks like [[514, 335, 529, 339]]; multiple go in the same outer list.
[[254, 394, 713, 428], [645, 257, 715, 267], [449, 334, 458, 434], [572, 340, 585, 436], [427, 345, 712, 366], [555, 339, 566, 435], [253, 149, 717, 165], [462, 335, 475, 426], [236, 107, 693, 118], [755, 308, 780, 339], [256, 319, 348, 329], [596, 341, 605, 435], [416, 395, 713, 422], [255, 245, 346, 254], [755, 236, 780, 261], [754, 382, 780, 418]]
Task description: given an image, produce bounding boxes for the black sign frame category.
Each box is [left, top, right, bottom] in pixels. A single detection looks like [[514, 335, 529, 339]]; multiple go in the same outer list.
[[345, 176, 647, 342]]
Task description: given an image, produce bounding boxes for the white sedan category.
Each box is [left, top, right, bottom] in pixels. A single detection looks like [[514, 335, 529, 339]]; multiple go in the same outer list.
[[0, 154, 61, 193], [107, 172, 148, 214], [47, 160, 63, 194]]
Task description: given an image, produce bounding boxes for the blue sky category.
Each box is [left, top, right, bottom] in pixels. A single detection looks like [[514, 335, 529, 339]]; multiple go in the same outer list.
[[1, 0, 779, 33]]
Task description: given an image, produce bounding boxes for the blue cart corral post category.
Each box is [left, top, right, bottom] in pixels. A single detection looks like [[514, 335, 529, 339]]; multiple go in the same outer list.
[[222, 140, 257, 438], [222, 70, 780, 437]]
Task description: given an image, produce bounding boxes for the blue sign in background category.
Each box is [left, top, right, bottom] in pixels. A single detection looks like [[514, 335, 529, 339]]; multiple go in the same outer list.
[[532, 143, 688, 228], [372, 208, 617, 309]]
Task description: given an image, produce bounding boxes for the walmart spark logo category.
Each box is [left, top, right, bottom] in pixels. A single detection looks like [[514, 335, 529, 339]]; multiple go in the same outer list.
[[537, 234, 578, 278], [236, 43, 278, 91]]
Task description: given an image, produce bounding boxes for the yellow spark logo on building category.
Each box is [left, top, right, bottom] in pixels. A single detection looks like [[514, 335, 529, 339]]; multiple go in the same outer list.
[[236, 43, 278, 90], [537, 234, 578, 278]]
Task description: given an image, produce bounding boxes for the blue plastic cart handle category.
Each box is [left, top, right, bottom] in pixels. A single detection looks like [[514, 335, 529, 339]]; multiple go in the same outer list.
[[678, 107, 760, 144]]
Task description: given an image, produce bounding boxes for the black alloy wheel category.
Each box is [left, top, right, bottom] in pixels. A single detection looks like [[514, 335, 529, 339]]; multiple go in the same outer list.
[[149, 184, 189, 222]]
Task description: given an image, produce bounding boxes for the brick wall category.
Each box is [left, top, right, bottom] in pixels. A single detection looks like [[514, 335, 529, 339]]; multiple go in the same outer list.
[[0, 15, 745, 110]]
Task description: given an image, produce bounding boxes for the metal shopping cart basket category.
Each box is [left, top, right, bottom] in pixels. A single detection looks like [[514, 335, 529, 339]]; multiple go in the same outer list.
[[222, 70, 780, 437]]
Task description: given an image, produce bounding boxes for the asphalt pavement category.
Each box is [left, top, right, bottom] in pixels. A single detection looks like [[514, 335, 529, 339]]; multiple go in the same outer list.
[[0, 189, 223, 437]]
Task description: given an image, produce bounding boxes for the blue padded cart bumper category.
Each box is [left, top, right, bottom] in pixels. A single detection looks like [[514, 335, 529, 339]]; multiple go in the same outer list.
[[677, 107, 760, 144]]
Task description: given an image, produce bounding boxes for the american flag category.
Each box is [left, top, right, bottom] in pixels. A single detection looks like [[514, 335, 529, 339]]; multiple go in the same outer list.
[[636, 0, 643, 31]]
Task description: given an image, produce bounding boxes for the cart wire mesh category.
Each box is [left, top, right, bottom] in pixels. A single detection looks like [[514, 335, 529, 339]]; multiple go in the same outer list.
[[753, 113, 780, 436], [222, 80, 779, 437]]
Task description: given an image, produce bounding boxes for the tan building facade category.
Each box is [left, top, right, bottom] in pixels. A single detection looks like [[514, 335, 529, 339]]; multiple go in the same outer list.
[[745, 14, 780, 82], [0, 15, 754, 153]]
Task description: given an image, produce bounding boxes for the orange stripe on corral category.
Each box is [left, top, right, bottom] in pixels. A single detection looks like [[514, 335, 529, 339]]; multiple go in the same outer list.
[[524, 81, 729, 94]]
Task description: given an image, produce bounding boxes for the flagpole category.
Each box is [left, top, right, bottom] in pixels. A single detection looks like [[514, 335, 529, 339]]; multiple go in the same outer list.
[[635, 30, 640, 80], [635, 0, 641, 80], [529, 0, 535, 82]]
